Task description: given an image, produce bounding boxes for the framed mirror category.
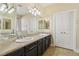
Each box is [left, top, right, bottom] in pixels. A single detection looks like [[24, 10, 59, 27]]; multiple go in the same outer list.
[[3, 18, 11, 29], [43, 20, 49, 29], [38, 20, 44, 29], [38, 17, 49, 29]]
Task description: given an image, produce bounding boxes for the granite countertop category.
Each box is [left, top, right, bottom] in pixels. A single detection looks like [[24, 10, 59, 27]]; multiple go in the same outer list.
[[0, 33, 50, 56]]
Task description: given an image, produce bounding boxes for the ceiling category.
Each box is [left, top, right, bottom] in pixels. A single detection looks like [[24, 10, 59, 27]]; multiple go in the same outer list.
[[16, 3, 79, 17], [17, 3, 52, 8], [16, 3, 53, 16]]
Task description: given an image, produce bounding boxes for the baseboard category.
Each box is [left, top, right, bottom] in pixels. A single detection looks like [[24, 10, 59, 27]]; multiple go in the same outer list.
[[73, 49, 79, 53], [50, 43, 79, 53]]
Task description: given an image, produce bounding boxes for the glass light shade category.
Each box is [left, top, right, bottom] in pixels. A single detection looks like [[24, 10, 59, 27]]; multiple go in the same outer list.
[[28, 7, 41, 16], [33, 8, 37, 10], [4, 9, 8, 12], [29, 9, 32, 13], [8, 8, 14, 14], [0, 4, 7, 11]]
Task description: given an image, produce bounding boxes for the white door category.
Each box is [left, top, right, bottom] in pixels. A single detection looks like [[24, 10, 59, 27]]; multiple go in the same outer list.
[[55, 10, 74, 49]]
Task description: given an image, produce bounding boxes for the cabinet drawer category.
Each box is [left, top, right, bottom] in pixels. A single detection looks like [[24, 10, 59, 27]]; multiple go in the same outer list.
[[37, 39, 43, 44], [37, 39, 43, 56], [24, 41, 37, 50], [24, 41, 38, 55], [25, 45, 38, 56]]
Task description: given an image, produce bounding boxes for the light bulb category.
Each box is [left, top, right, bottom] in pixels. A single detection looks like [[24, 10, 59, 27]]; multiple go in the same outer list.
[[0, 4, 7, 11], [8, 8, 14, 14], [33, 8, 37, 10], [32, 11, 34, 14], [38, 11, 40, 15], [29, 9, 32, 13]]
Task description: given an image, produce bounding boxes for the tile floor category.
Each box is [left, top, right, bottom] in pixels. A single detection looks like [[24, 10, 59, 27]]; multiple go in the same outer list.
[[43, 46, 79, 56]]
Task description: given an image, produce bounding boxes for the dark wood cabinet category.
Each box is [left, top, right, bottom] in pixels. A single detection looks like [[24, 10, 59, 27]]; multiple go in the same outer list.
[[5, 47, 24, 56], [46, 35, 51, 49], [24, 41, 38, 56], [42, 37, 46, 53], [48, 35, 51, 47], [5, 35, 51, 56], [42, 35, 51, 54], [37, 39, 43, 56], [25, 45, 38, 56], [45, 37, 49, 49]]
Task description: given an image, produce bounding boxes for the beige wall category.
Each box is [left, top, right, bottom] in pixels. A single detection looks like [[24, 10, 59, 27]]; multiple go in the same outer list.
[[42, 3, 79, 16]]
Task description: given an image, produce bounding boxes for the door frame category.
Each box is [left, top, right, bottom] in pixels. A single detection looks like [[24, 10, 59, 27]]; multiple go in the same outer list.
[[52, 9, 77, 51]]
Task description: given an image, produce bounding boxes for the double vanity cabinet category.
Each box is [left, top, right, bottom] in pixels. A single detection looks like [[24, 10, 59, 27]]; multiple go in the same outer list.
[[5, 35, 51, 56]]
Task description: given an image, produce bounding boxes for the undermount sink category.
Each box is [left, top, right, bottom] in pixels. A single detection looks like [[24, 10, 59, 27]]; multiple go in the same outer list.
[[40, 34, 47, 35], [16, 37, 33, 43], [38, 33, 48, 36]]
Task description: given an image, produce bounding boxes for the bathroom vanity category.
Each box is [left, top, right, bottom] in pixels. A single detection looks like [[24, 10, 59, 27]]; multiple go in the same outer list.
[[0, 33, 51, 56]]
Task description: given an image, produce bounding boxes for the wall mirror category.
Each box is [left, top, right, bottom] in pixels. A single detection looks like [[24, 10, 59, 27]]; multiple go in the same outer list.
[[0, 3, 15, 34], [38, 17, 49, 29], [3, 18, 11, 29]]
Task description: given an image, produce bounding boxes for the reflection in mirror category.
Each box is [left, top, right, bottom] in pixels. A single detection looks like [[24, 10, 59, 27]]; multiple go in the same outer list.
[[44, 20, 49, 29], [3, 19, 11, 29], [38, 17, 49, 29], [38, 20, 43, 29]]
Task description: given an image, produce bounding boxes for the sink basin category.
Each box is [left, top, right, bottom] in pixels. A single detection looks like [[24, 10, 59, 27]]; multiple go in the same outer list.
[[38, 33, 48, 36], [16, 37, 33, 43], [40, 34, 47, 35]]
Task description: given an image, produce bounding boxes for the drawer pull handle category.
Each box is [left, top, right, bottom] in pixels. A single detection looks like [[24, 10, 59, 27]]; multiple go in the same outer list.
[[29, 45, 37, 50]]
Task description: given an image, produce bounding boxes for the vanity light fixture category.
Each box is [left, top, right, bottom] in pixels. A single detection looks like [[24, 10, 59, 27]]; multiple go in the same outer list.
[[8, 8, 14, 14], [0, 3, 14, 14], [0, 3, 7, 11], [4, 9, 8, 12], [28, 7, 41, 16]]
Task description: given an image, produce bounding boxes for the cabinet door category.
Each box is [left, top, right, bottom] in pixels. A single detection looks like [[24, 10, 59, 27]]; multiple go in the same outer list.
[[45, 37, 49, 49], [37, 39, 43, 56], [42, 38, 46, 53], [24, 41, 37, 56], [48, 35, 51, 47], [5, 48, 24, 56], [25, 45, 38, 56]]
